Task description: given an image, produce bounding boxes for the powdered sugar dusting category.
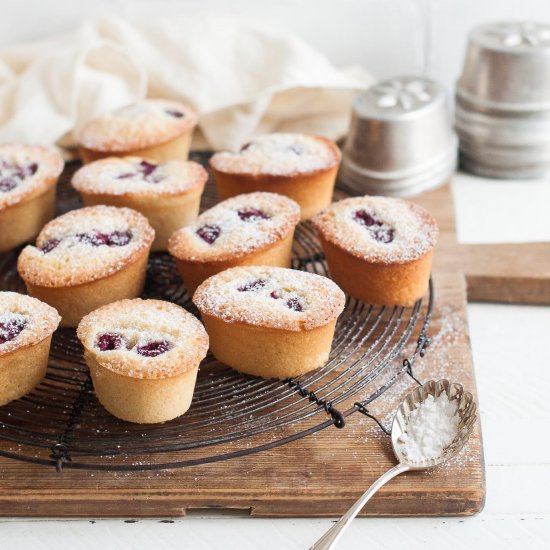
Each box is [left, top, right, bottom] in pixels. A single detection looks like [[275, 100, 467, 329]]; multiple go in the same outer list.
[[77, 299, 208, 379], [71, 157, 207, 196], [399, 393, 460, 462], [210, 133, 340, 176], [0, 291, 60, 355], [193, 266, 345, 332], [77, 99, 197, 153], [168, 192, 300, 262], [313, 195, 438, 263], [17, 206, 154, 287], [0, 144, 63, 208]]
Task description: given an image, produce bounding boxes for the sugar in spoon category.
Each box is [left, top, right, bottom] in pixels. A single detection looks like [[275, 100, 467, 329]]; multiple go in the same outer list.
[[309, 379, 477, 550]]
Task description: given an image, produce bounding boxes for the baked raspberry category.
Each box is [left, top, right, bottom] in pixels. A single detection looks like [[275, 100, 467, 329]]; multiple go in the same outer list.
[[238, 279, 266, 292], [40, 238, 61, 254], [237, 208, 270, 222], [107, 230, 132, 246], [77, 230, 132, 247], [286, 297, 303, 312], [269, 290, 302, 309], [117, 160, 159, 182], [0, 178, 17, 192], [26, 163, 39, 176], [353, 209, 394, 244], [96, 332, 125, 352], [136, 340, 172, 357], [165, 109, 184, 118], [139, 160, 157, 176], [196, 224, 221, 245], [0, 316, 27, 345]]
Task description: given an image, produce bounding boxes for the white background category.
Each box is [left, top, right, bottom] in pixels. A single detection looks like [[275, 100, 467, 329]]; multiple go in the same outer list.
[[1, 1, 550, 548]]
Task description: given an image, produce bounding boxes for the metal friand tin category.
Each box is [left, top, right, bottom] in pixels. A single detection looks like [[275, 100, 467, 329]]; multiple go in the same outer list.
[[340, 76, 457, 197], [456, 21, 550, 178]]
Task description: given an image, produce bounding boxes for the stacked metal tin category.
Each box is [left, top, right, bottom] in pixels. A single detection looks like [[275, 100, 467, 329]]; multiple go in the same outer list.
[[456, 21, 550, 178], [340, 76, 457, 197]]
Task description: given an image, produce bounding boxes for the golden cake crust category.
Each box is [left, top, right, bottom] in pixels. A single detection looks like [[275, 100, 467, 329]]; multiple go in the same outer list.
[[77, 99, 198, 153], [71, 157, 207, 198], [77, 298, 208, 380], [209, 133, 341, 178], [312, 196, 439, 264], [167, 192, 300, 264], [0, 291, 60, 356], [193, 266, 345, 332], [17, 205, 155, 288], [0, 144, 64, 209]]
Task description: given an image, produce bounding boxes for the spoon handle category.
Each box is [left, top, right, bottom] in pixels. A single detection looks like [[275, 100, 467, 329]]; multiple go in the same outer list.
[[309, 463, 410, 550]]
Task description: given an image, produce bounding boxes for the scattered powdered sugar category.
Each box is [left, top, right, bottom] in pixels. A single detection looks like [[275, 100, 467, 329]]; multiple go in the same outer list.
[[399, 393, 460, 462], [168, 192, 300, 262], [71, 157, 207, 196], [193, 265, 345, 331], [312, 195, 438, 263], [18, 206, 154, 287], [210, 133, 339, 176], [78, 99, 197, 152]]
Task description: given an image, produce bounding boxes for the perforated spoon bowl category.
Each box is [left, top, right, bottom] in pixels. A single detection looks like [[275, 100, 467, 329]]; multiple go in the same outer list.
[[309, 379, 477, 550]]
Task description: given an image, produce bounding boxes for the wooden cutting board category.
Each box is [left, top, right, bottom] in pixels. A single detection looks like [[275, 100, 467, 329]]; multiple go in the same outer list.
[[0, 176, 545, 518]]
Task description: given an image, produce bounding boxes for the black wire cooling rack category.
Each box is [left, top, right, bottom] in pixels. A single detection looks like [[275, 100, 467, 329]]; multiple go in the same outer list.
[[0, 154, 433, 472]]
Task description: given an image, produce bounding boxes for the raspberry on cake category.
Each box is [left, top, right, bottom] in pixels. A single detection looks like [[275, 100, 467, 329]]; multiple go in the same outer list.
[[209, 133, 341, 219], [168, 192, 300, 294], [17, 205, 155, 327], [77, 298, 209, 423], [71, 157, 207, 251], [0, 292, 61, 406], [0, 144, 64, 252], [77, 98, 198, 164], [312, 196, 439, 306], [193, 266, 345, 379]]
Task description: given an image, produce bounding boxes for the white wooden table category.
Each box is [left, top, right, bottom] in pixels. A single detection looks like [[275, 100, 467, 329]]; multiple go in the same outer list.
[[2, 172, 550, 549]]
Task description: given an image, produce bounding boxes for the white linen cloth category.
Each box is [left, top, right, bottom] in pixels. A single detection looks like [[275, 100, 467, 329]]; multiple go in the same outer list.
[[0, 16, 371, 153]]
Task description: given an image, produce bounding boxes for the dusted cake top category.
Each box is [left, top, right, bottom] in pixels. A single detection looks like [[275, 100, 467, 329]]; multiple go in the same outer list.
[[193, 266, 345, 332], [18, 206, 154, 287], [168, 192, 300, 263], [0, 144, 63, 209], [0, 291, 60, 356], [77, 99, 197, 152], [210, 133, 341, 177], [77, 299, 209, 380], [71, 157, 207, 197], [312, 196, 438, 263]]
